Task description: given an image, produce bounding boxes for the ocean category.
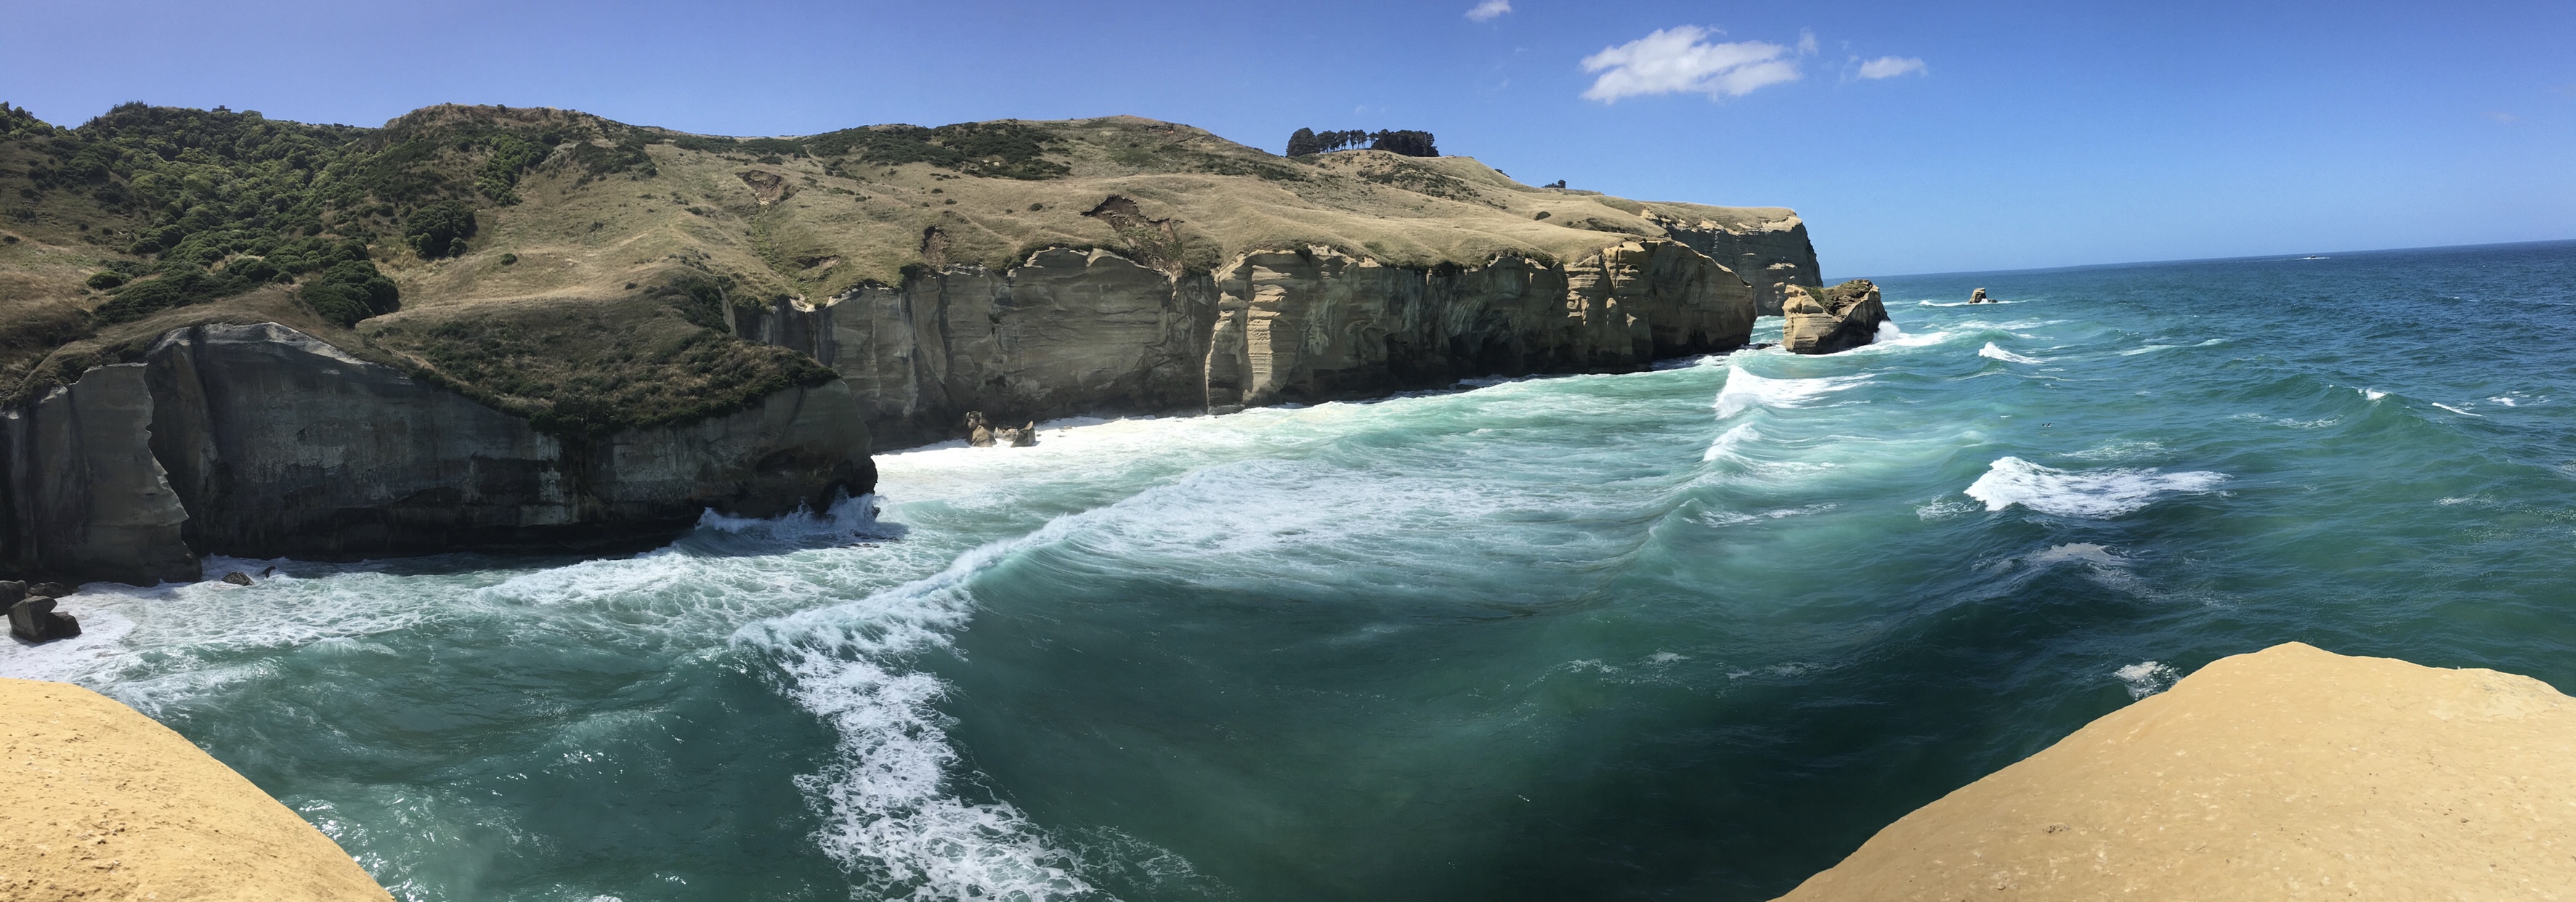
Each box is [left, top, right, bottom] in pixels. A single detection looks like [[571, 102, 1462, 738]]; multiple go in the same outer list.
[[9, 239, 2573, 901]]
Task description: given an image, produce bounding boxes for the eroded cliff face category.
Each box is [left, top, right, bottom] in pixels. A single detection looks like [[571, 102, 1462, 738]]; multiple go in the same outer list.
[[1649, 211, 1820, 316], [0, 365, 196, 585], [0, 322, 874, 583], [738, 239, 1761, 447]]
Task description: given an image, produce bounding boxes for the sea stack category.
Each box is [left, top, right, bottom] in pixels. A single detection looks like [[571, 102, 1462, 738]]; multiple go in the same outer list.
[[1781, 280, 1892, 354]]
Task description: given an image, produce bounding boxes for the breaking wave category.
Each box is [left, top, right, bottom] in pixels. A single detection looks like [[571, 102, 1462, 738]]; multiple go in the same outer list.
[[1964, 456, 2227, 518]]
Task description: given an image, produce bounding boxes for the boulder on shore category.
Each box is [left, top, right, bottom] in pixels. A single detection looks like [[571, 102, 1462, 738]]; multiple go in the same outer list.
[[1781, 280, 1890, 354], [0, 678, 397, 901], [1774, 642, 2576, 900]]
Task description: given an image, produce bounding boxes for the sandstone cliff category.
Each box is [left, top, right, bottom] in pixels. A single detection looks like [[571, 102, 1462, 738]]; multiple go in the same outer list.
[[0, 678, 397, 901], [1775, 643, 2576, 900], [738, 240, 1759, 447], [1, 322, 872, 584]]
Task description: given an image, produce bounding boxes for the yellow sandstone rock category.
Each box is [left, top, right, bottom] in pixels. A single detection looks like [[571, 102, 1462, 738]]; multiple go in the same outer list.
[[1776, 642, 2576, 900], [0, 678, 394, 902]]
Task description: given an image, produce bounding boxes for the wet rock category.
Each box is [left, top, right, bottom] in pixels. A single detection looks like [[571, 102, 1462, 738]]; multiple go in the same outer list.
[[9, 596, 79, 642], [1781, 280, 1892, 354], [30, 582, 70, 598], [989, 421, 1038, 447], [964, 411, 995, 447], [1969, 287, 1991, 304], [220, 572, 253, 586]]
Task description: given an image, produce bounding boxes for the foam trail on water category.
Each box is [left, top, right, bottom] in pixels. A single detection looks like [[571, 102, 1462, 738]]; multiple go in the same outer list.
[[1713, 371, 1868, 419], [730, 503, 1140, 901], [1977, 342, 2044, 364], [1964, 456, 2227, 517]]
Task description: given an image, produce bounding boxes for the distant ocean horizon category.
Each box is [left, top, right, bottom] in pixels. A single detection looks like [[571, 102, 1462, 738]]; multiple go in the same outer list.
[[1830, 235, 2576, 283], [12, 238, 2575, 901]]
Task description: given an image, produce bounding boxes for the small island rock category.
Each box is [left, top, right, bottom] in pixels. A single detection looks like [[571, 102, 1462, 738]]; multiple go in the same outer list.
[[1781, 280, 1892, 354]]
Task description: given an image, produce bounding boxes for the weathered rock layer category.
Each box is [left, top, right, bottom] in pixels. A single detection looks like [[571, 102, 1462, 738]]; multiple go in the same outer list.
[[1, 322, 874, 584], [1776, 642, 2576, 900], [738, 238, 1771, 448]]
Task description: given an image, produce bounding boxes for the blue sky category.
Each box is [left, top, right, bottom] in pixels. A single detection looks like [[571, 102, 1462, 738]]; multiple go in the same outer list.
[[8, 0, 2570, 275]]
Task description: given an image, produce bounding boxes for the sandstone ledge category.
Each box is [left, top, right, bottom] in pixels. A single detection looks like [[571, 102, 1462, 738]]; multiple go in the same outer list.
[[1776, 642, 2576, 900], [0, 678, 394, 901]]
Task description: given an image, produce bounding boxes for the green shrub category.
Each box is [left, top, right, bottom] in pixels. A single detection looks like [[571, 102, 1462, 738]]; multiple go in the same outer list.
[[405, 200, 477, 259], [298, 258, 399, 326], [85, 272, 124, 289], [498, 252, 517, 265]]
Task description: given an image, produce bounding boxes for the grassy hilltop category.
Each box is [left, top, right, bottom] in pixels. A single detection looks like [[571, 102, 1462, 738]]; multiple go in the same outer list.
[[0, 102, 1795, 434]]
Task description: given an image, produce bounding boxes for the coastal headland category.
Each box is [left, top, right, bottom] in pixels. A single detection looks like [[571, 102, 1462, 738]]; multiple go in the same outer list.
[[0, 104, 1823, 584]]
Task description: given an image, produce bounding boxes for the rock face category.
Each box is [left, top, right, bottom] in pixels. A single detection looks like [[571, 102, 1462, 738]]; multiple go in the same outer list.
[[737, 240, 1760, 447], [1781, 279, 1890, 355], [0, 678, 397, 901], [1649, 210, 1821, 316], [0, 364, 196, 585], [1775, 643, 2576, 901], [1, 322, 875, 583]]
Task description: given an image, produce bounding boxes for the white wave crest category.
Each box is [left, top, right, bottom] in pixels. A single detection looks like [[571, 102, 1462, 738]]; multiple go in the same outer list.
[[2362, 388, 2387, 402], [1964, 456, 2227, 517], [1977, 342, 2044, 364], [1713, 370, 1868, 418], [2431, 402, 2484, 418], [2115, 661, 2179, 699]]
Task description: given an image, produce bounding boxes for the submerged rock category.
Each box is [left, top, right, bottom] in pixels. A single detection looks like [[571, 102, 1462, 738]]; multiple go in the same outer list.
[[1781, 280, 1891, 354], [1775, 643, 2576, 900], [220, 571, 253, 586]]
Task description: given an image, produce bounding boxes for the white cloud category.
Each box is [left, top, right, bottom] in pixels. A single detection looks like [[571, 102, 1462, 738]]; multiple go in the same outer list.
[[1465, 0, 1511, 22], [1855, 56, 1927, 79], [1797, 28, 1818, 56], [1580, 25, 1802, 102]]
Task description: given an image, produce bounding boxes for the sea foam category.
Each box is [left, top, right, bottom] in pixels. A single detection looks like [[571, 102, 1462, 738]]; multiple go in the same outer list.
[[732, 511, 1102, 902], [1713, 370, 1868, 419], [1964, 457, 2227, 517], [1977, 342, 2044, 364]]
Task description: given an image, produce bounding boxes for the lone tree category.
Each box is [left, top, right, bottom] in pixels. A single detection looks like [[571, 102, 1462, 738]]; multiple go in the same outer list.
[[1287, 128, 1319, 156]]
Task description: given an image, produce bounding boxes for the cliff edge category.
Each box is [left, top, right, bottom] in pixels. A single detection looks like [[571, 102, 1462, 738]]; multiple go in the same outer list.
[[0, 678, 395, 901], [1775, 642, 2576, 900]]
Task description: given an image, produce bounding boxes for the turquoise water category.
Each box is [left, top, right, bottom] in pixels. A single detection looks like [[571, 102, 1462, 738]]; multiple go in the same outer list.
[[9, 240, 2575, 901]]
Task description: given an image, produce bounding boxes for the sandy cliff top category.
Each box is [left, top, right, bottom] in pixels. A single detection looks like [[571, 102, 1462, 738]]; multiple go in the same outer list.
[[1775, 642, 2576, 899], [0, 678, 394, 902]]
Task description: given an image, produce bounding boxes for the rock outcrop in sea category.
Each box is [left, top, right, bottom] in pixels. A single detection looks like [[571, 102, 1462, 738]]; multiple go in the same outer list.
[[1781, 280, 1891, 354], [1775, 643, 2576, 899]]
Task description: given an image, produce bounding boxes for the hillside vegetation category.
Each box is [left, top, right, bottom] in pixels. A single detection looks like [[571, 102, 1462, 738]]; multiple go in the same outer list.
[[0, 102, 1797, 434]]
